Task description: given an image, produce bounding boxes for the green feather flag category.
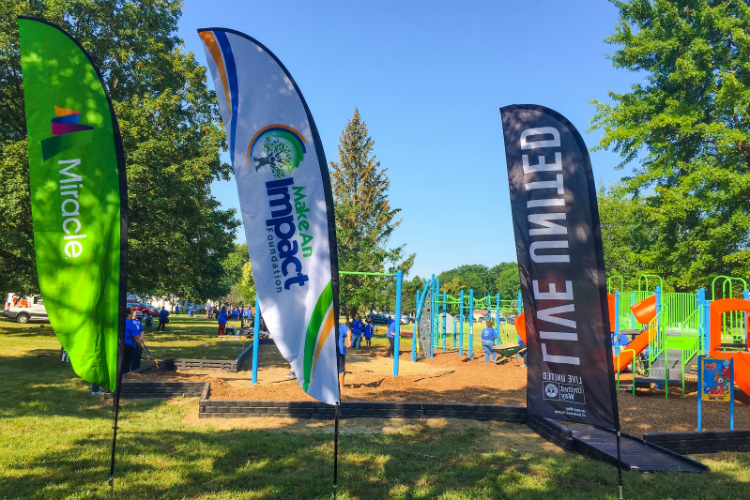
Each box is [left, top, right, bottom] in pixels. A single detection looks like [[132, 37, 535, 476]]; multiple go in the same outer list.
[[18, 18, 127, 392]]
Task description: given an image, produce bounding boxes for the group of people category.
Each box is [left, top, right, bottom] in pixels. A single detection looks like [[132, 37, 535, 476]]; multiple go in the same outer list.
[[214, 304, 255, 336], [335, 315, 399, 392], [206, 304, 253, 321]]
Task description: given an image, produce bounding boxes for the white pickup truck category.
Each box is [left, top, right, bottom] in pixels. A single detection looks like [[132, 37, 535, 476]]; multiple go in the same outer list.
[[4, 294, 49, 324]]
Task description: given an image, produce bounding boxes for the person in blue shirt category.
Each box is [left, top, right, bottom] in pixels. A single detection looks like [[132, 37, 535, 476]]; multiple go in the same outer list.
[[131, 314, 145, 371], [174, 304, 179, 315], [386, 318, 396, 358], [124, 308, 144, 374], [350, 315, 364, 349], [363, 317, 375, 348], [481, 321, 498, 363], [157, 306, 170, 331], [338, 322, 352, 392], [217, 306, 228, 336]]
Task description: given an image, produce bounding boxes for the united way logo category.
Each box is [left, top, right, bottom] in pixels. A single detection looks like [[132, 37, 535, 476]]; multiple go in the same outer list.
[[544, 383, 559, 400], [246, 125, 306, 179]]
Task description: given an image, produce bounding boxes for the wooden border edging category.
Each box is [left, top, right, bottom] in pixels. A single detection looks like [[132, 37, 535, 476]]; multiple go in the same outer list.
[[644, 430, 750, 455], [526, 414, 574, 451], [171, 344, 256, 373], [105, 381, 209, 399], [199, 389, 528, 421]]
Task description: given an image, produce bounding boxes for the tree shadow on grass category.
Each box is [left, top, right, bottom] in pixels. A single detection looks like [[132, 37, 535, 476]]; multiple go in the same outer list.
[[0, 354, 165, 420], [3, 419, 750, 500]]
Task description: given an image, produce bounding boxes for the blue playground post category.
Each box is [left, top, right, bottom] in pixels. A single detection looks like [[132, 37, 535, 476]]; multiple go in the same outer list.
[[442, 291, 447, 352], [435, 278, 440, 350], [459, 290, 464, 356], [252, 295, 260, 385], [697, 355, 702, 431], [393, 270, 402, 377], [495, 293, 501, 345], [430, 274, 436, 358], [469, 289, 474, 358], [614, 291, 621, 355]]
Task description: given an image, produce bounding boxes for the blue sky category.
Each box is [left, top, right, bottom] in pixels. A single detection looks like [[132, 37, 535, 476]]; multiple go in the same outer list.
[[178, 0, 643, 279]]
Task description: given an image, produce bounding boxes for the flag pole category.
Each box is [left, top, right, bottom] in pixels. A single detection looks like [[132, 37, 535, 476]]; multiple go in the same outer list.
[[108, 342, 125, 490], [616, 427, 623, 500], [333, 404, 340, 499]]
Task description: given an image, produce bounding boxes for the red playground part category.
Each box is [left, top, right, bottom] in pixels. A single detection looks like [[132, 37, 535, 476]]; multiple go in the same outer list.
[[708, 298, 750, 397], [514, 311, 527, 344], [631, 295, 657, 325], [607, 294, 616, 333]]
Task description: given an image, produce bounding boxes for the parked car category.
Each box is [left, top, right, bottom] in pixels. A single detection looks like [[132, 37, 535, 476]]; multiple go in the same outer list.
[[4, 294, 48, 324], [125, 303, 144, 320], [366, 313, 390, 325], [400, 314, 411, 325], [127, 302, 152, 317], [146, 304, 159, 316]]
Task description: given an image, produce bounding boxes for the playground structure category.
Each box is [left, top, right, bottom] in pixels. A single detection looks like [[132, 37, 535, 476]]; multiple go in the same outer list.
[[412, 275, 522, 361], [611, 274, 750, 399]]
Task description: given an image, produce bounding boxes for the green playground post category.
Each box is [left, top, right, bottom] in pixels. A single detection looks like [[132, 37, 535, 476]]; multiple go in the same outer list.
[[614, 291, 620, 355]]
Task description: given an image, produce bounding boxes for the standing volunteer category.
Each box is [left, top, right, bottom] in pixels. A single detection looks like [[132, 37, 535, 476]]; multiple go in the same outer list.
[[350, 315, 364, 348], [338, 322, 352, 393], [481, 321, 498, 363], [216, 306, 227, 337], [386, 318, 396, 358], [157, 306, 170, 331], [217, 306, 228, 336], [124, 308, 144, 374], [363, 316, 374, 348], [131, 313, 145, 371]]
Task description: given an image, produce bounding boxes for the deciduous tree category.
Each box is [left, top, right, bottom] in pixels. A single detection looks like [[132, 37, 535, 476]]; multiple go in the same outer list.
[[591, 0, 750, 291], [0, 0, 238, 301]]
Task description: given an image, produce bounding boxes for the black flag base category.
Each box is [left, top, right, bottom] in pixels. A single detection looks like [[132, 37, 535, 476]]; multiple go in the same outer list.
[[333, 404, 340, 499], [616, 429, 623, 500]]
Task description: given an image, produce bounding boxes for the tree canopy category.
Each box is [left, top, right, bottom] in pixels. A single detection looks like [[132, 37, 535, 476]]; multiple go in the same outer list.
[[0, 0, 238, 301], [591, 0, 750, 291]]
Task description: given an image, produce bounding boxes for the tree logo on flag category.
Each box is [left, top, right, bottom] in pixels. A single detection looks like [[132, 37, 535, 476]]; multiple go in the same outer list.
[[41, 106, 94, 160], [247, 125, 307, 178]]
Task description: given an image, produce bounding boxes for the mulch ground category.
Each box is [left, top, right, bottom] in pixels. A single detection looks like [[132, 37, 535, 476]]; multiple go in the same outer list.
[[129, 342, 750, 436]]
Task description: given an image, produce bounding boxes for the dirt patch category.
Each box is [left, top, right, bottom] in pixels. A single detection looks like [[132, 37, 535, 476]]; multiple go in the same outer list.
[[138, 342, 750, 436]]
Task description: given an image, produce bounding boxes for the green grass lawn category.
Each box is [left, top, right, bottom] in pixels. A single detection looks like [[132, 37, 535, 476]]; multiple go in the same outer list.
[[2, 316, 750, 499]]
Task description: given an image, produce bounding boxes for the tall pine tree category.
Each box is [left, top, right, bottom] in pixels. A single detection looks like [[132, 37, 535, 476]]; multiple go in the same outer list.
[[330, 109, 414, 321]]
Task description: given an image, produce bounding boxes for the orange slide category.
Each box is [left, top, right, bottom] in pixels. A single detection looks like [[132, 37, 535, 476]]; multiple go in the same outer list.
[[612, 295, 657, 372], [707, 299, 750, 397], [514, 311, 527, 344]]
